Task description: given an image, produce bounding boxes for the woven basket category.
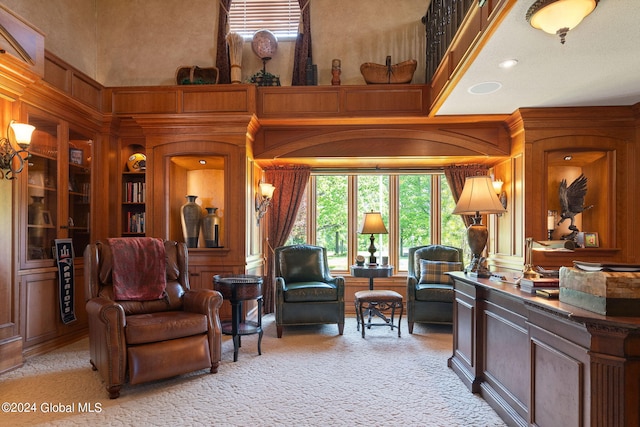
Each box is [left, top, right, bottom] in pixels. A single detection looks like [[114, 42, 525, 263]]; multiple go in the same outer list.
[[176, 66, 219, 85], [360, 59, 417, 84]]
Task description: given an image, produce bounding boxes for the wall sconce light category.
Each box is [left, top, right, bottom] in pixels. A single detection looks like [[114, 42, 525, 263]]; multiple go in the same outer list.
[[493, 178, 507, 210], [526, 0, 598, 45], [255, 180, 276, 224], [0, 120, 36, 180]]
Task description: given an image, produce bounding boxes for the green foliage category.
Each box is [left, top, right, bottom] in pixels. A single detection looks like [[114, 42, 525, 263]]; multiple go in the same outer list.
[[316, 176, 348, 256], [399, 175, 431, 251], [247, 69, 281, 86], [285, 173, 468, 268]]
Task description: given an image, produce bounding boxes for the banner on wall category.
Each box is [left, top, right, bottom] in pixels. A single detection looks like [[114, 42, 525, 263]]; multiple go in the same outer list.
[[54, 239, 76, 325]]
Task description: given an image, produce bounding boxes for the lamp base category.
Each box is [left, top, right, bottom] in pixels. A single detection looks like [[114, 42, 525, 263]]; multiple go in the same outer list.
[[468, 270, 491, 279], [367, 234, 377, 265], [466, 255, 491, 278]]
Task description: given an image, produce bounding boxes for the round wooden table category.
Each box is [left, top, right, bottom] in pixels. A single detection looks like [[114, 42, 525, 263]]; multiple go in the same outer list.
[[213, 274, 263, 362], [350, 264, 394, 289]]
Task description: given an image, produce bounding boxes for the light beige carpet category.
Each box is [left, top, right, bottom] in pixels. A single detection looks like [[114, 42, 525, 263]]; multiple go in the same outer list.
[[0, 315, 506, 426]]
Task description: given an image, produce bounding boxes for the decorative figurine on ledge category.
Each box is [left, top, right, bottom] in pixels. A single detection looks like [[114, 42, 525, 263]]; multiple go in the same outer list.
[[558, 173, 593, 242]]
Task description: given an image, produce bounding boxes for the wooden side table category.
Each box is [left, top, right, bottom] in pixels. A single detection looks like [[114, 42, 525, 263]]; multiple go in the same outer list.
[[350, 264, 394, 290], [213, 274, 263, 362]]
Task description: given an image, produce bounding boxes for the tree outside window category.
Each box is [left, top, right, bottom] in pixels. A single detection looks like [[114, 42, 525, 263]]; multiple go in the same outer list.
[[285, 173, 465, 272]]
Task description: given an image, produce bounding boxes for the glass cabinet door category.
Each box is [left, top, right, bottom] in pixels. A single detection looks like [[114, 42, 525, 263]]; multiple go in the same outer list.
[[22, 113, 94, 268], [26, 116, 59, 263], [67, 128, 92, 257]]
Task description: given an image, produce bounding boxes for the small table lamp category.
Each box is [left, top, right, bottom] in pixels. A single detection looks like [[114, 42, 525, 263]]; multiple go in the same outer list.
[[359, 211, 388, 265], [452, 176, 506, 277]]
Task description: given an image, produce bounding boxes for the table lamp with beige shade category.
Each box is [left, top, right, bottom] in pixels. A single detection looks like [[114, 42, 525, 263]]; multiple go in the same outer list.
[[359, 211, 388, 265], [452, 175, 506, 278]]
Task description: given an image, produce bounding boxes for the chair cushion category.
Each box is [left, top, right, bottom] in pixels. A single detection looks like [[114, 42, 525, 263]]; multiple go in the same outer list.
[[125, 311, 208, 345], [283, 282, 337, 302], [419, 260, 462, 284], [413, 245, 462, 278], [355, 289, 403, 302], [415, 283, 454, 303]]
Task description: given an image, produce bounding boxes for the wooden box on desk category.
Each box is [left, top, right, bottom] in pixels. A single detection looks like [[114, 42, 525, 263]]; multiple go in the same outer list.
[[559, 267, 640, 316]]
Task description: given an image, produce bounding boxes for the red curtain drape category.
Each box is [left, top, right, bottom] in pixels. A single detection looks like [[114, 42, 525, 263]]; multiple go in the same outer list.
[[263, 165, 311, 313], [215, 0, 233, 84], [292, 0, 312, 85], [444, 164, 489, 227]]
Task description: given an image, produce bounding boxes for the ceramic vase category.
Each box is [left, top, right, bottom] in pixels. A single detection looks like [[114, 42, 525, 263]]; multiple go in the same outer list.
[[180, 195, 201, 248], [29, 195, 45, 224], [202, 207, 221, 248], [28, 195, 45, 247]]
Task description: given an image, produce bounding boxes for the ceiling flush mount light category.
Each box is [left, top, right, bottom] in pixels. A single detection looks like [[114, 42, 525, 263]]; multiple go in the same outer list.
[[0, 121, 36, 180], [526, 0, 598, 45]]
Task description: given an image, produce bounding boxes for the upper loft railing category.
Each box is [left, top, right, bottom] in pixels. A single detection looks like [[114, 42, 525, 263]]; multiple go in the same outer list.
[[422, 0, 514, 115], [423, 0, 475, 84]]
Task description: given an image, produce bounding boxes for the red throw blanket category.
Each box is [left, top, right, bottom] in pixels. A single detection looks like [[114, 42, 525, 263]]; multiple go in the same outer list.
[[107, 237, 167, 301]]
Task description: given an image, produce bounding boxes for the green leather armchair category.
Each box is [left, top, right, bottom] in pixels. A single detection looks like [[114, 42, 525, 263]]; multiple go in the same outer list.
[[274, 244, 345, 338], [406, 244, 464, 334]]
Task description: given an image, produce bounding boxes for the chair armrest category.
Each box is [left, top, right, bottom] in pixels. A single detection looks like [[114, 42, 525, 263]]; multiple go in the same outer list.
[[329, 276, 345, 299], [183, 289, 223, 316], [184, 289, 223, 370], [86, 297, 126, 328], [406, 276, 418, 301], [86, 297, 127, 388]]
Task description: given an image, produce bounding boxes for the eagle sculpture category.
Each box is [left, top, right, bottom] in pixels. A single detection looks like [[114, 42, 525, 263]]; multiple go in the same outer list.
[[557, 174, 593, 241]]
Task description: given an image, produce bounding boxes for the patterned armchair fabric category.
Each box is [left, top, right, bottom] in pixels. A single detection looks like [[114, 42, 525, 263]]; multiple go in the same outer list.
[[406, 245, 464, 333], [84, 238, 223, 398], [274, 244, 345, 338]]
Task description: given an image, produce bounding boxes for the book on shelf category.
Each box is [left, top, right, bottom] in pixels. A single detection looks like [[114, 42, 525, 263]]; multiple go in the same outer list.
[[519, 277, 559, 294]]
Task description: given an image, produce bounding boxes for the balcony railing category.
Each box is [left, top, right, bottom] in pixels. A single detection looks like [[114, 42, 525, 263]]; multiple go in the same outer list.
[[423, 0, 475, 83]]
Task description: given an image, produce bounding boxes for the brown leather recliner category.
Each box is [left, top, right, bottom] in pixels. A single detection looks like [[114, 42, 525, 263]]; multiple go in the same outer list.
[[84, 238, 223, 399]]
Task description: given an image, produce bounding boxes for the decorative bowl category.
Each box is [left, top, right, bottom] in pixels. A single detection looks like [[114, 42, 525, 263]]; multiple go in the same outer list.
[[360, 59, 417, 84]]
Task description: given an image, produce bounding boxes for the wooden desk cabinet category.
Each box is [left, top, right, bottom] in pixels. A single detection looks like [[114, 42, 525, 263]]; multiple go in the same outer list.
[[448, 272, 640, 427]]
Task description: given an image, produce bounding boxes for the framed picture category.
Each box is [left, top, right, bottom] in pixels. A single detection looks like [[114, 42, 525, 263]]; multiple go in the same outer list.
[[41, 210, 52, 226], [584, 232, 599, 248], [70, 148, 83, 165]]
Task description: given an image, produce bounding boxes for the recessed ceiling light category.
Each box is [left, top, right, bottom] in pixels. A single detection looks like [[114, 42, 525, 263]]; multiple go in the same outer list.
[[199, 159, 207, 165], [564, 155, 573, 161], [468, 81, 502, 95], [498, 59, 518, 69]]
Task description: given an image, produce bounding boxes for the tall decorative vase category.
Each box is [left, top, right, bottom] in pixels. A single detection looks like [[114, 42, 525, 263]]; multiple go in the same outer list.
[[28, 195, 45, 247], [202, 207, 221, 248], [181, 195, 201, 248], [29, 195, 45, 225]]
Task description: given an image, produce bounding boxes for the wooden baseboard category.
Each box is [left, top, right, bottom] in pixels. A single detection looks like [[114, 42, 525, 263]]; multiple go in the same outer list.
[[0, 335, 24, 374]]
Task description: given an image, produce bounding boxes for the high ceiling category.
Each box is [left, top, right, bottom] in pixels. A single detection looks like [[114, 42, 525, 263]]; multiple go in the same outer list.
[[436, 0, 640, 115]]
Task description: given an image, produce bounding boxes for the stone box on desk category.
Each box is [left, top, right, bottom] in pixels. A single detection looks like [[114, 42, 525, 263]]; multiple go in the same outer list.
[[559, 267, 640, 316]]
